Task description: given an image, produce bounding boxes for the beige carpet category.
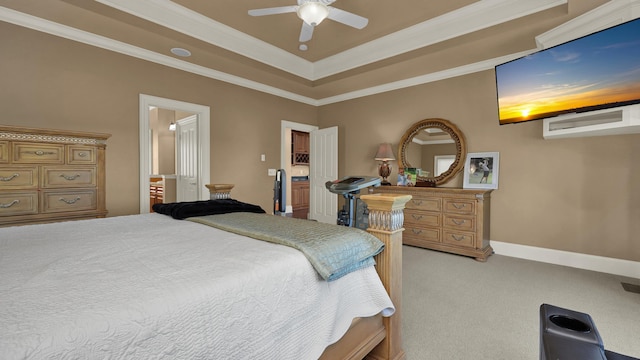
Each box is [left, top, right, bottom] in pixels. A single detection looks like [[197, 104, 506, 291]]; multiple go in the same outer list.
[[401, 245, 640, 360]]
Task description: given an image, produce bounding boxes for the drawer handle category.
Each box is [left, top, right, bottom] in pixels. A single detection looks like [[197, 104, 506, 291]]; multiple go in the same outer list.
[[411, 214, 423, 220], [59, 196, 81, 204], [452, 219, 466, 225], [411, 229, 423, 235], [78, 152, 88, 158], [59, 174, 81, 181], [412, 200, 423, 206], [0, 173, 19, 182], [31, 150, 56, 156], [0, 199, 19, 208], [451, 234, 467, 241], [452, 203, 467, 209]]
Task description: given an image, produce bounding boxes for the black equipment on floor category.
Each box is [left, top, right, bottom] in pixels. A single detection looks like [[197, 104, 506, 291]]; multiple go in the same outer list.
[[325, 176, 381, 227], [540, 304, 638, 360], [273, 169, 286, 216]]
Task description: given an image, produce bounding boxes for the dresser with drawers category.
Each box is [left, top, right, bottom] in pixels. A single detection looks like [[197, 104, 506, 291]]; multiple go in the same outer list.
[[372, 186, 493, 261], [0, 125, 110, 227]]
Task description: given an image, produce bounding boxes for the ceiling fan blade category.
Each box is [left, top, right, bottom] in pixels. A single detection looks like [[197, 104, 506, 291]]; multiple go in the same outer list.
[[327, 7, 368, 29], [248, 6, 297, 17], [299, 21, 314, 42]]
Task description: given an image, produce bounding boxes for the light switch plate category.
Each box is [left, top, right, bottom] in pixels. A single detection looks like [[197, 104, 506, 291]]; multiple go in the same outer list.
[[268, 168, 276, 176]]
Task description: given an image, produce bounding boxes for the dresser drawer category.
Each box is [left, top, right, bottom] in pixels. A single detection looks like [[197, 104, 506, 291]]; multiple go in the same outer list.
[[405, 209, 440, 227], [13, 143, 64, 164], [0, 167, 38, 189], [443, 198, 476, 215], [443, 214, 476, 232], [404, 224, 440, 242], [442, 230, 475, 248], [406, 196, 441, 211], [42, 167, 96, 188], [0, 192, 38, 216], [0, 141, 8, 163], [41, 190, 97, 213], [67, 145, 97, 164]]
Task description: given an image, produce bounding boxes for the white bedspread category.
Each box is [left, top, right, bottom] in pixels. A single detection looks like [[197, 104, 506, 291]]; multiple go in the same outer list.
[[0, 214, 394, 360]]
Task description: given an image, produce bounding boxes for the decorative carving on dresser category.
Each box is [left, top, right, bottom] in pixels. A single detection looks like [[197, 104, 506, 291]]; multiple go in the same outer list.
[[0, 125, 111, 227], [372, 186, 493, 261]]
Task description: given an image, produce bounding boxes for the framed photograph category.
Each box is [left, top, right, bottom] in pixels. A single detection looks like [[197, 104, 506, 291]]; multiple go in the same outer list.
[[404, 168, 417, 186], [463, 152, 500, 190]]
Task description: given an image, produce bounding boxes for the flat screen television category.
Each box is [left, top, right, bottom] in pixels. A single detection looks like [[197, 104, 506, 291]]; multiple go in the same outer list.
[[495, 17, 640, 125]]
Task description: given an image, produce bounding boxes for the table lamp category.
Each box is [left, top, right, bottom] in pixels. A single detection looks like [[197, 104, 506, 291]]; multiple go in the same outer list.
[[374, 143, 395, 185]]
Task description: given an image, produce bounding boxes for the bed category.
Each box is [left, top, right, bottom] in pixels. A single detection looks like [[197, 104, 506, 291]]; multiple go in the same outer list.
[[0, 194, 411, 360]]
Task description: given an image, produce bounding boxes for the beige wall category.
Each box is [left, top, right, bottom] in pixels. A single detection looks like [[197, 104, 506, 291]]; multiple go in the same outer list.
[[318, 71, 640, 262], [1, 21, 638, 262], [0, 22, 317, 215]]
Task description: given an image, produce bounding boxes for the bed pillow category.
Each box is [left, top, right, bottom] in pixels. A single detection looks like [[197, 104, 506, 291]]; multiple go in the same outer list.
[[152, 199, 266, 220]]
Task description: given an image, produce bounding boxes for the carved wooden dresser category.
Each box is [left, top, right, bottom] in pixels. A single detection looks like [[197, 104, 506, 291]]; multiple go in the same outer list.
[[0, 125, 110, 227], [372, 186, 493, 261]]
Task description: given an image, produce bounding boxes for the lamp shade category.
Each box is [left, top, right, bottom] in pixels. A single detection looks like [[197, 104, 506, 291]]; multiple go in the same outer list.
[[297, 2, 329, 26], [374, 143, 396, 161]]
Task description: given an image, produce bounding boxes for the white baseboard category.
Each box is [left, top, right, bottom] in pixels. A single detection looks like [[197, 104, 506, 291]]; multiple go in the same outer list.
[[491, 241, 640, 279]]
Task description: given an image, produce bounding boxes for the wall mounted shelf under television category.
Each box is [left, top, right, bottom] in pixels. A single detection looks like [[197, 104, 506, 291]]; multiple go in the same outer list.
[[542, 103, 640, 139], [495, 16, 640, 138]]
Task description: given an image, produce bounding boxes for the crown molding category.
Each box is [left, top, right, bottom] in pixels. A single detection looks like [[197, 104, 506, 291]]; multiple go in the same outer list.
[[316, 50, 534, 105], [536, 0, 640, 49], [96, 0, 315, 79], [96, 0, 565, 81], [0, 7, 319, 106], [314, 0, 567, 79], [0, 6, 539, 106]]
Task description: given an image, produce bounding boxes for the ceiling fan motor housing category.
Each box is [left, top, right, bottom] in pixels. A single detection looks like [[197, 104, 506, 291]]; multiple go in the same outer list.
[[298, 0, 335, 5]]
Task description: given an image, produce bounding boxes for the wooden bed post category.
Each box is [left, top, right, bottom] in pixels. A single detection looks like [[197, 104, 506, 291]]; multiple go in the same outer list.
[[361, 193, 411, 360]]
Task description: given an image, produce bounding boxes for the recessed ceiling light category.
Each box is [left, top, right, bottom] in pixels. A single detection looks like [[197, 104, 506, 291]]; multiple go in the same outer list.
[[299, 44, 308, 51], [170, 47, 191, 57]]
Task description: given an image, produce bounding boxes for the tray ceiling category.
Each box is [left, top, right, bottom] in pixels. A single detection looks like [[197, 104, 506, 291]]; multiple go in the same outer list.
[[0, 0, 624, 105]]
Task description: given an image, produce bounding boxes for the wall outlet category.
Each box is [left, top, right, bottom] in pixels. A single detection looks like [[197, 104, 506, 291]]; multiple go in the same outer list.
[[268, 168, 277, 176]]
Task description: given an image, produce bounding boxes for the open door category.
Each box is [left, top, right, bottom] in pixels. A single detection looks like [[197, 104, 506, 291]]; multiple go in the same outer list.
[[308, 126, 338, 224], [176, 115, 199, 202]]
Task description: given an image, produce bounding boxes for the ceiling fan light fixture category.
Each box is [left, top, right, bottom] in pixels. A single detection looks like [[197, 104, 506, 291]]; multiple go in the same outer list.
[[297, 2, 329, 26]]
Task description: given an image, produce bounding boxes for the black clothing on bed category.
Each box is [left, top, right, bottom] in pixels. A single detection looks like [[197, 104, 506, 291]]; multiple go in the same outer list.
[[152, 199, 266, 220]]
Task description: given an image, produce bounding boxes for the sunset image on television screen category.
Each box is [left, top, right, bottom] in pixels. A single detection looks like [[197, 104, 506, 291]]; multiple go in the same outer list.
[[496, 18, 640, 124]]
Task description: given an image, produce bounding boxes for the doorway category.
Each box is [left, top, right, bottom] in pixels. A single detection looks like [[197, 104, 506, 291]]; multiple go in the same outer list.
[[281, 121, 317, 217], [280, 121, 337, 224], [139, 94, 210, 214]]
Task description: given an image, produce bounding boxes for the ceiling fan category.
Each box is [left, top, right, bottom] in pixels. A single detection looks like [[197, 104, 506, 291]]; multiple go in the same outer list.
[[248, 0, 368, 43]]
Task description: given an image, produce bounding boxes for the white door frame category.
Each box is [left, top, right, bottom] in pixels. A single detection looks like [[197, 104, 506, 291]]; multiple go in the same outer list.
[[139, 94, 210, 213]]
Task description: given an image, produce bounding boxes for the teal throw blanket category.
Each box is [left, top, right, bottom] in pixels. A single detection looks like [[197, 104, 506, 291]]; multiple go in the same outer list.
[[188, 213, 384, 281]]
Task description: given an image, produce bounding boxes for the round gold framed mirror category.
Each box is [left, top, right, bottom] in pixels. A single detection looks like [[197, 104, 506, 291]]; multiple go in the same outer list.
[[398, 118, 466, 186]]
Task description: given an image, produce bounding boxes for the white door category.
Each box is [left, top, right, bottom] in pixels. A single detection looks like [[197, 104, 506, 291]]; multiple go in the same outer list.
[[176, 116, 199, 202], [309, 126, 338, 224], [434, 155, 456, 176]]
